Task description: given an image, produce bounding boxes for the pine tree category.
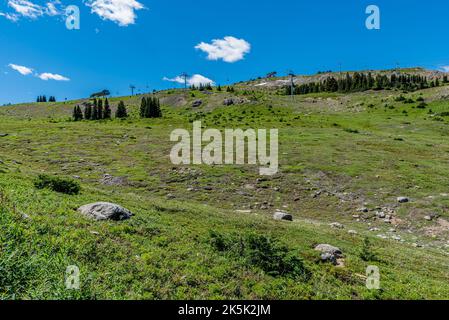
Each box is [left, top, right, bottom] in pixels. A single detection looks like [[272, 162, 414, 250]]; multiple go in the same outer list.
[[98, 99, 103, 119], [116, 101, 128, 118], [42, 95, 47, 102], [92, 105, 98, 120], [103, 98, 111, 119], [84, 105, 92, 120], [140, 97, 147, 118], [73, 106, 83, 121], [154, 97, 162, 118]]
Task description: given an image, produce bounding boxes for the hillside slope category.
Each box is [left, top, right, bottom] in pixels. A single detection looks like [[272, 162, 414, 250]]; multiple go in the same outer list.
[[1, 69, 449, 299]]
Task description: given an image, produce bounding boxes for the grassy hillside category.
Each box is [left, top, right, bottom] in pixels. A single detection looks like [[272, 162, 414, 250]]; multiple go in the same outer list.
[[1, 70, 449, 299]]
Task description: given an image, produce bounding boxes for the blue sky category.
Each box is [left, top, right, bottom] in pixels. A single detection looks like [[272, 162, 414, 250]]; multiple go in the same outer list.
[[1, 0, 448, 104]]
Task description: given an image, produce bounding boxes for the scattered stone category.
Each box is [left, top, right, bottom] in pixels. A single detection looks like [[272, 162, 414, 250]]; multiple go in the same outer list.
[[412, 243, 423, 248], [236, 209, 251, 214], [377, 234, 388, 239], [78, 202, 133, 221], [376, 211, 386, 219], [369, 227, 380, 232], [424, 215, 433, 221], [391, 235, 402, 241], [397, 197, 409, 203], [348, 230, 358, 235], [100, 174, 127, 186], [223, 98, 234, 106], [357, 207, 369, 213], [166, 193, 175, 199], [192, 100, 203, 108], [330, 222, 344, 229], [273, 211, 293, 221], [0, 133, 8, 137]]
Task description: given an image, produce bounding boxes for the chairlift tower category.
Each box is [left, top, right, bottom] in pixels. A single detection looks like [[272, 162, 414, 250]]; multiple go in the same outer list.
[[180, 72, 189, 90]]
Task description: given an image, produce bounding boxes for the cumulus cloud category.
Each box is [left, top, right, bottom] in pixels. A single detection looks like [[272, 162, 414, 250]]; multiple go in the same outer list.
[[1, 0, 62, 21], [439, 66, 449, 72], [195, 36, 251, 63], [38, 72, 70, 81], [86, 0, 144, 26], [163, 74, 215, 87], [7, 0, 44, 19], [8, 63, 33, 75]]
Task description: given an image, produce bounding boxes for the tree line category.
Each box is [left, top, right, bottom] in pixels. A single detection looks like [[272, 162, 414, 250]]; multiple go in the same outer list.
[[140, 96, 162, 118], [73, 96, 162, 121], [73, 98, 127, 121], [37, 95, 56, 102], [286, 72, 448, 95]]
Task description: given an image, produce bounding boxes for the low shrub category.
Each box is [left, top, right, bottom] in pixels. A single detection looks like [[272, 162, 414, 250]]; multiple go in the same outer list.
[[34, 174, 80, 195], [209, 231, 311, 280]]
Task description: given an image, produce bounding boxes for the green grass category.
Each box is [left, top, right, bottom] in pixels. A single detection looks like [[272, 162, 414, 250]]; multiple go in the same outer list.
[[1, 83, 449, 299]]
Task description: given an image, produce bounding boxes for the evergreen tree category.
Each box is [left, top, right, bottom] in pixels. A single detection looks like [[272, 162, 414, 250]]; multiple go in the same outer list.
[[84, 105, 92, 120], [103, 98, 111, 119], [98, 99, 103, 119], [140, 97, 147, 118], [92, 105, 98, 120], [73, 106, 83, 121], [116, 101, 128, 118], [42, 95, 47, 102]]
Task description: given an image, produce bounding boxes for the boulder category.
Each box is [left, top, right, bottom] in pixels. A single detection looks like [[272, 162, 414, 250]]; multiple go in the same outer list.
[[192, 100, 203, 108], [397, 197, 409, 203], [223, 98, 234, 106], [314, 244, 342, 256], [273, 211, 293, 221], [315, 244, 343, 266], [78, 202, 133, 221]]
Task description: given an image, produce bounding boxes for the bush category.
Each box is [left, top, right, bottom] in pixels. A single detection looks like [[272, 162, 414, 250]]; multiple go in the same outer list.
[[359, 237, 377, 262], [34, 174, 80, 195], [417, 102, 427, 109], [209, 231, 311, 280]]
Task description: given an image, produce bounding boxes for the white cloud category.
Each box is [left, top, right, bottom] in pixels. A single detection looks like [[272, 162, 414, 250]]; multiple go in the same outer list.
[[7, 0, 44, 19], [38, 72, 70, 81], [8, 63, 33, 75], [195, 36, 251, 63], [163, 74, 215, 87], [2, 0, 62, 21], [439, 66, 449, 72], [0, 11, 19, 21], [86, 0, 144, 26]]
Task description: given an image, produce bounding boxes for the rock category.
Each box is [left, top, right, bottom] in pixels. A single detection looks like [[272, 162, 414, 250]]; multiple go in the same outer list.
[[357, 207, 369, 213], [0, 133, 8, 137], [192, 100, 202, 108], [78, 202, 133, 221], [315, 244, 343, 266], [348, 230, 358, 235], [369, 227, 380, 232], [100, 174, 127, 186], [320, 253, 337, 265], [376, 211, 386, 219], [424, 215, 432, 221], [391, 235, 401, 241], [223, 98, 234, 106], [273, 211, 293, 221], [314, 244, 342, 257], [330, 222, 344, 229], [397, 197, 409, 203]]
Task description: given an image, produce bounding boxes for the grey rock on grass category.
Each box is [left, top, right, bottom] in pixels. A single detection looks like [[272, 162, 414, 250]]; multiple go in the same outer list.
[[273, 211, 293, 221], [78, 202, 133, 221]]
